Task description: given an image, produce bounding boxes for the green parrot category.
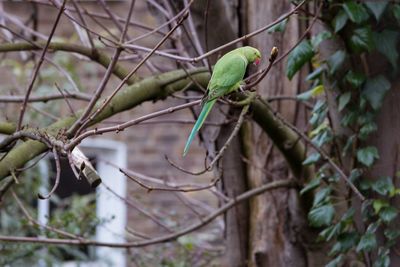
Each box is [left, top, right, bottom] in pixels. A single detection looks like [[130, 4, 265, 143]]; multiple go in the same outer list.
[[183, 46, 262, 156]]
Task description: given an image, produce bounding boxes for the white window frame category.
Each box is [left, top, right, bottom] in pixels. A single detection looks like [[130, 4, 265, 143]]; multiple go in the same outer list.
[[38, 138, 127, 267]]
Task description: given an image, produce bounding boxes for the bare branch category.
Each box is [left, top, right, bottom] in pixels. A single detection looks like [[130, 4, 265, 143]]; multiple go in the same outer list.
[[0, 178, 296, 247]]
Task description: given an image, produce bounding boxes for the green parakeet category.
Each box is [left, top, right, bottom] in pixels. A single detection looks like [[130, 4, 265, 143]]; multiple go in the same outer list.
[[183, 46, 261, 156]]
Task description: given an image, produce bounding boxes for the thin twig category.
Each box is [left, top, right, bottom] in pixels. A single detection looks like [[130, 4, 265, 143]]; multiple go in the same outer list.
[[16, 0, 66, 131], [71, 11, 189, 137], [0, 178, 296, 247], [120, 168, 220, 193], [37, 147, 61, 199], [263, 99, 365, 201], [66, 100, 201, 150], [166, 98, 252, 175], [12, 190, 85, 240]]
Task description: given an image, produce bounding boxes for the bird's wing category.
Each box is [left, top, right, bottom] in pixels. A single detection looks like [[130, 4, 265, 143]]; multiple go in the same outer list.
[[206, 54, 247, 100]]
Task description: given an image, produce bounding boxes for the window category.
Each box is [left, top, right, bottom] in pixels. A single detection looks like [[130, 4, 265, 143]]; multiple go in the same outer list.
[[38, 139, 127, 267]]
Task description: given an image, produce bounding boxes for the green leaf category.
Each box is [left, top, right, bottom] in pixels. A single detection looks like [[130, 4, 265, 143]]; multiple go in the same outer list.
[[341, 207, 355, 223], [319, 223, 343, 242], [313, 187, 332, 207], [373, 30, 399, 69], [348, 169, 362, 183], [338, 92, 351, 111], [330, 232, 359, 255], [371, 176, 394, 196], [394, 4, 400, 24], [374, 248, 390, 267], [343, 1, 370, 24], [357, 146, 379, 167], [308, 203, 335, 227], [268, 17, 288, 33], [380, 207, 398, 223], [300, 177, 321, 195], [310, 122, 328, 138], [297, 85, 324, 101], [362, 75, 391, 110], [303, 152, 321, 165], [342, 135, 356, 156], [311, 31, 332, 49], [327, 50, 346, 75], [286, 40, 314, 80], [356, 232, 377, 252], [359, 122, 377, 140], [373, 199, 389, 214], [326, 255, 344, 267], [306, 67, 324, 81], [345, 70, 366, 88], [332, 9, 348, 33], [365, 1, 388, 21], [349, 26, 374, 53], [312, 129, 331, 147], [384, 229, 400, 241]]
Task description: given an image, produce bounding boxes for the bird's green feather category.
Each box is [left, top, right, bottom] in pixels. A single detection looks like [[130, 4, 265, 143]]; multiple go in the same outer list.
[[183, 99, 216, 156], [183, 46, 261, 156]]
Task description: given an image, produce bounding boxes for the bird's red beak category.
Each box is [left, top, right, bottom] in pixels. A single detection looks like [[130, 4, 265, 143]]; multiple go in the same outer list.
[[254, 58, 261, 66]]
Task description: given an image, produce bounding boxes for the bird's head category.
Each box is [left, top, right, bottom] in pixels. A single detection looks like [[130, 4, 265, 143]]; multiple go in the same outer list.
[[241, 46, 262, 66]]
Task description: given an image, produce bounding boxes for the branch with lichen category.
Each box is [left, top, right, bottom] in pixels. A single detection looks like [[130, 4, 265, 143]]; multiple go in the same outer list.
[[0, 68, 312, 185]]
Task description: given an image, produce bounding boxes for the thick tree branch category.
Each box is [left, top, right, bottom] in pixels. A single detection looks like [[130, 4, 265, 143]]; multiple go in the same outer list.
[[0, 68, 208, 180]]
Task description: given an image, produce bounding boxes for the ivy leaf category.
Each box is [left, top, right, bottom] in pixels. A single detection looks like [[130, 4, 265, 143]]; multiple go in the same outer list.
[[319, 223, 343, 242], [286, 40, 314, 80], [297, 85, 324, 101], [310, 122, 328, 138], [312, 129, 332, 147], [356, 232, 377, 252], [359, 122, 377, 140], [326, 255, 344, 267], [300, 177, 321, 195], [342, 135, 356, 156], [343, 1, 370, 24], [341, 207, 355, 223], [394, 4, 400, 24], [384, 229, 400, 241], [306, 67, 324, 81], [362, 75, 391, 110], [365, 1, 388, 21], [338, 92, 351, 111], [371, 176, 394, 196], [373, 30, 399, 69], [345, 70, 366, 88], [380, 207, 398, 223], [313, 187, 332, 207], [303, 152, 321, 165], [349, 169, 362, 183], [311, 31, 332, 49], [357, 146, 379, 167], [373, 199, 389, 214], [330, 232, 359, 255], [349, 26, 374, 53], [268, 17, 288, 33], [327, 50, 346, 75], [375, 248, 390, 267], [308, 203, 335, 227], [332, 9, 348, 33]]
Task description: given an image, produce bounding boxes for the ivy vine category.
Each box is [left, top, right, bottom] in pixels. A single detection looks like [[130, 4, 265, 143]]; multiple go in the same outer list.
[[284, 1, 400, 266]]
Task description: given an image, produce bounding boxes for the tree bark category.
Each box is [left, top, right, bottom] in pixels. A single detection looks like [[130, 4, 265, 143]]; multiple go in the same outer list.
[[244, 1, 314, 266]]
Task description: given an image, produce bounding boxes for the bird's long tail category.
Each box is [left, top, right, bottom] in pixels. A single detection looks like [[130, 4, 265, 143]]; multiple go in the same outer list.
[[183, 99, 217, 156]]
